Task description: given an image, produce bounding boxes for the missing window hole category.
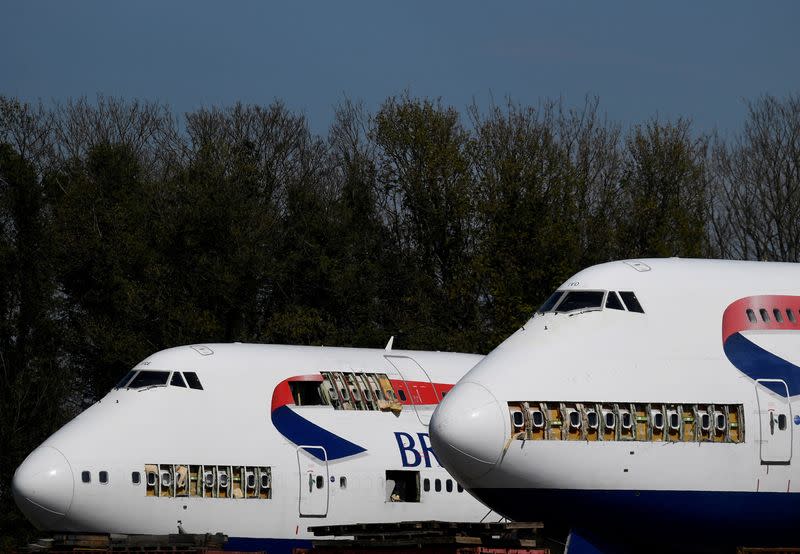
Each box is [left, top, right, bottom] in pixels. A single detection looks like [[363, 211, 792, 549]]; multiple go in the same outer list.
[[385, 470, 419, 502]]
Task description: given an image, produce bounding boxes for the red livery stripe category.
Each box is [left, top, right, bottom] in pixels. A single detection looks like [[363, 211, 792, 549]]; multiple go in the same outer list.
[[272, 374, 453, 411], [722, 295, 800, 342], [388, 379, 453, 405], [271, 374, 322, 412]]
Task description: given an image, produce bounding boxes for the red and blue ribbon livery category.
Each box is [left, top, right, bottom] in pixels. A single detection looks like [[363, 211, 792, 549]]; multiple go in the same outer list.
[[271, 373, 454, 461], [271, 375, 364, 460], [722, 295, 800, 396]]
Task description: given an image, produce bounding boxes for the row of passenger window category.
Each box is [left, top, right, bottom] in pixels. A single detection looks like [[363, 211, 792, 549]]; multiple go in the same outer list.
[[537, 290, 645, 315], [80, 470, 109, 484], [423, 477, 463, 494], [86, 465, 460, 504], [291, 372, 406, 412], [144, 464, 271, 499], [508, 402, 744, 443], [746, 307, 798, 324], [114, 370, 204, 390]]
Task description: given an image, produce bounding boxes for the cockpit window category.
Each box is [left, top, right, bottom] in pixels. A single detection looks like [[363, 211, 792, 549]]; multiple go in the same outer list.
[[535, 288, 645, 315], [605, 291, 625, 311], [114, 370, 137, 389], [184, 372, 204, 390], [170, 372, 187, 388], [619, 291, 644, 313], [555, 290, 605, 313], [127, 371, 170, 389], [537, 291, 565, 313]]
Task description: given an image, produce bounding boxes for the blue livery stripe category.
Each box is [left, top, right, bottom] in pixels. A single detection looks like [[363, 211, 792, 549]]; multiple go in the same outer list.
[[723, 332, 800, 396], [472, 487, 800, 550], [271, 405, 366, 460]]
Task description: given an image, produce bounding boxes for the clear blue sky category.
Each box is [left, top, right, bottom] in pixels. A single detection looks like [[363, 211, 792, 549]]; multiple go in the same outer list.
[[3, 1, 799, 135]]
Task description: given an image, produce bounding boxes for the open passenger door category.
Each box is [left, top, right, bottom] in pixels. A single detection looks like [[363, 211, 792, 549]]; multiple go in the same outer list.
[[384, 355, 439, 425]]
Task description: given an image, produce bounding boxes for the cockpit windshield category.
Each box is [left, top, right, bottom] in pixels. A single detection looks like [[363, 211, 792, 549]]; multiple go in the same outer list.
[[113, 369, 205, 391], [535, 289, 646, 315], [554, 290, 605, 312], [127, 371, 171, 388]]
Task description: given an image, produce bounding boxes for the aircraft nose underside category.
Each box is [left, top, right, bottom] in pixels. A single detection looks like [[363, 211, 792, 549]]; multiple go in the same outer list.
[[429, 381, 506, 483], [12, 446, 74, 529]]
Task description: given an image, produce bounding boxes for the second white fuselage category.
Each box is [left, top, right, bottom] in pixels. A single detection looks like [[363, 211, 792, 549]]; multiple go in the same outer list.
[[14, 344, 494, 552]]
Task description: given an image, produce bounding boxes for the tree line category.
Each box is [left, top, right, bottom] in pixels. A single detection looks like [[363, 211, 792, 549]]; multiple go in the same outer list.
[[1, 92, 798, 544]]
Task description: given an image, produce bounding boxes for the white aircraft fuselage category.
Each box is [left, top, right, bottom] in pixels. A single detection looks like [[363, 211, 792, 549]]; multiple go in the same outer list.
[[13, 344, 493, 553], [431, 259, 800, 552]]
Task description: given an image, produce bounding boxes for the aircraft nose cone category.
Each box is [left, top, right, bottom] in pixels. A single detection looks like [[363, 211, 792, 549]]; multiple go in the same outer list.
[[430, 381, 506, 482], [12, 446, 74, 528]]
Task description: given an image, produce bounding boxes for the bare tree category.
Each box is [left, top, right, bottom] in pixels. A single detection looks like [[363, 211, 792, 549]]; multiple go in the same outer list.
[[0, 96, 55, 173], [712, 94, 800, 261], [328, 97, 378, 200], [555, 96, 624, 261], [185, 101, 325, 214], [51, 95, 185, 182]]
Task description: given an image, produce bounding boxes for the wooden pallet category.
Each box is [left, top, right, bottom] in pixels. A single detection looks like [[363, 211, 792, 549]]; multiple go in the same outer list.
[[25, 533, 232, 553], [304, 521, 548, 554], [737, 549, 800, 554]]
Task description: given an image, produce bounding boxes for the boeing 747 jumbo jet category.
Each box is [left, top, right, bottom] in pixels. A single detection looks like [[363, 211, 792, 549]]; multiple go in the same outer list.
[[13, 343, 496, 553], [431, 259, 800, 553]]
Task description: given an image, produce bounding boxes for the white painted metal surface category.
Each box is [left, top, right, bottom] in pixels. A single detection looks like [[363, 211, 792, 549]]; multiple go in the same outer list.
[[430, 258, 800, 548], [12, 344, 494, 549]]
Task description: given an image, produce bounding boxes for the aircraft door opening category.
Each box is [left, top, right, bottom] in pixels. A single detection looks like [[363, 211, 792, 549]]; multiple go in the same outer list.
[[297, 446, 329, 517], [385, 355, 438, 425], [755, 379, 792, 464]]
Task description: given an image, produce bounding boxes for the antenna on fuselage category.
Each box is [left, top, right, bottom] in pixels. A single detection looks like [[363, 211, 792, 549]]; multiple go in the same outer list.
[[385, 336, 394, 351]]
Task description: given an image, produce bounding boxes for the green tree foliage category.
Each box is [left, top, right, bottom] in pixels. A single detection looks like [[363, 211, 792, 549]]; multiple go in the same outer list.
[[470, 101, 575, 345], [51, 143, 158, 396], [618, 119, 711, 258], [325, 99, 393, 347], [468, 98, 626, 346], [374, 96, 480, 351], [161, 125, 277, 344], [0, 145, 71, 546], [555, 97, 624, 267]]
